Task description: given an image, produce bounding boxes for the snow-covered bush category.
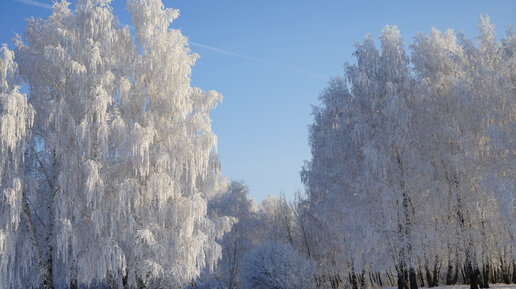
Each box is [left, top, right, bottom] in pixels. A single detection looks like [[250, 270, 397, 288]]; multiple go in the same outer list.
[[241, 243, 316, 289]]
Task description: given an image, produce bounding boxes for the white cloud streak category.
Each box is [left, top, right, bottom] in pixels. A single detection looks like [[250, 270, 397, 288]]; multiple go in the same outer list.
[[10, 7, 324, 80], [13, 0, 52, 9], [189, 41, 327, 80]]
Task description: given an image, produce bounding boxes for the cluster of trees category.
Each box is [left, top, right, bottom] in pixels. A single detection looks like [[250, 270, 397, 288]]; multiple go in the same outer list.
[[0, 0, 514, 288], [191, 16, 515, 289], [190, 182, 316, 289], [298, 18, 515, 289]]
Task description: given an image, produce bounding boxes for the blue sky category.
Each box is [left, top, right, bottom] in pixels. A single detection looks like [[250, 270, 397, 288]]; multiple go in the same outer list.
[[1, 0, 515, 201]]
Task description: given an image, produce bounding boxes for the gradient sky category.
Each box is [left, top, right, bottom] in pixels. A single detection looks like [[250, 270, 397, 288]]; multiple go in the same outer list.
[[1, 0, 515, 201]]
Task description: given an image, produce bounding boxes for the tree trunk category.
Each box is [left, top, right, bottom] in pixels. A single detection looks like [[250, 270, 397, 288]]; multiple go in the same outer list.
[[397, 267, 409, 289], [445, 264, 454, 285], [44, 245, 54, 289], [300, 220, 312, 259], [433, 259, 441, 286], [360, 270, 366, 289], [417, 269, 425, 288], [369, 272, 375, 288], [123, 268, 129, 289], [136, 275, 146, 289], [452, 262, 459, 284], [409, 267, 418, 289], [107, 271, 117, 289], [481, 263, 490, 288], [42, 150, 58, 289], [512, 261, 516, 284], [426, 265, 433, 287], [466, 262, 480, 289], [330, 274, 341, 289], [500, 258, 511, 284], [69, 278, 78, 289], [69, 260, 78, 289], [386, 271, 395, 287], [22, 190, 54, 289], [43, 208, 55, 289], [350, 272, 358, 289]]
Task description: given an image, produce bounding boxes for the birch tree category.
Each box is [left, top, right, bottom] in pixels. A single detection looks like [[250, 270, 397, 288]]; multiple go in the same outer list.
[[1, 0, 230, 288]]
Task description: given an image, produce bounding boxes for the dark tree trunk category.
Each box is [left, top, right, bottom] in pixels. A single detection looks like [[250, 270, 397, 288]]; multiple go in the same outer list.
[[42, 275, 54, 289], [331, 274, 342, 289], [350, 272, 359, 289], [123, 268, 129, 289], [108, 271, 117, 289], [445, 264, 454, 285], [500, 258, 511, 284], [369, 272, 375, 288], [360, 270, 366, 289], [474, 268, 482, 289], [513, 261, 516, 284], [69, 279, 78, 289], [466, 262, 480, 289], [314, 274, 321, 289], [43, 246, 54, 289], [409, 267, 418, 289], [417, 269, 425, 288], [22, 189, 54, 289], [425, 265, 440, 288], [452, 262, 459, 284], [43, 151, 58, 289], [426, 266, 434, 287], [481, 263, 490, 288], [462, 264, 467, 285], [397, 268, 409, 289], [386, 271, 395, 287], [432, 260, 440, 287], [137, 275, 146, 289]]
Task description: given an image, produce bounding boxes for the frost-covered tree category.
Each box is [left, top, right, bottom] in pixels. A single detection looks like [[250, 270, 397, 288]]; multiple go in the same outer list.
[[410, 17, 516, 288], [345, 26, 422, 289], [300, 76, 367, 288], [205, 181, 258, 289], [1, 0, 230, 288], [256, 194, 298, 246], [194, 185, 311, 289], [302, 17, 515, 289], [302, 26, 424, 289]]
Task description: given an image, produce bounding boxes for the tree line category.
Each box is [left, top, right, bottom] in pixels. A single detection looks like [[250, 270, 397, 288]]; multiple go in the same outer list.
[[0, 0, 514, 289], [194, 16, 515, 289]]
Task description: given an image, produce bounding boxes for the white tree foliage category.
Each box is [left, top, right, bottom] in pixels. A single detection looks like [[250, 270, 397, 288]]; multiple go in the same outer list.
[[206, 182, 258, 289], [302, 17, 515, 289], [0, 43, 35, 288], [1, 0, 230, 288]]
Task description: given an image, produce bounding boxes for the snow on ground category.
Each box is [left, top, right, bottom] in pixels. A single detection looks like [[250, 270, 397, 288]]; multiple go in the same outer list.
[[383, 285, 516, 289]]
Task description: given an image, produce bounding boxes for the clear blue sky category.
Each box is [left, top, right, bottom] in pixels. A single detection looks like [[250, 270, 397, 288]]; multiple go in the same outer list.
[[1, 0, 515, 201]]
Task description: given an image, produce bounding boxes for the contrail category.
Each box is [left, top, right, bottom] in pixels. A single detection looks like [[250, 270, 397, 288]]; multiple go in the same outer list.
[[12, 0, 52, 9], [189, 41, 327, 80], [10, 6, 325, 81]]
